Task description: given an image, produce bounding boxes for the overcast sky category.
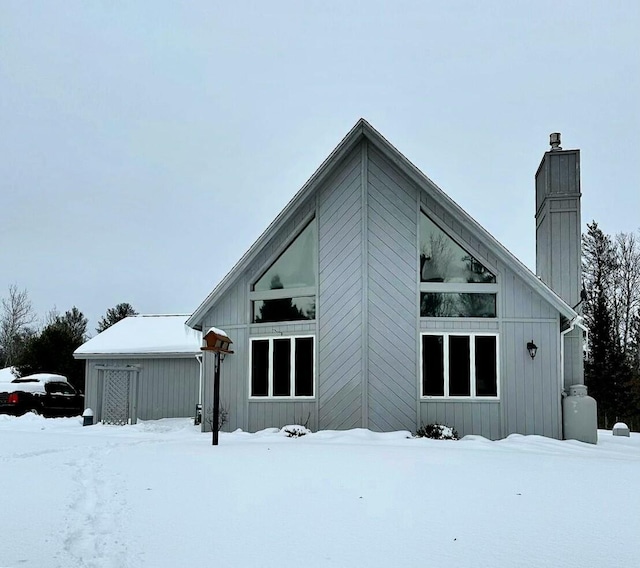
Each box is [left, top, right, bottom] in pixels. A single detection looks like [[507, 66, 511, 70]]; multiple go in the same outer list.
[[1, 1, 638, 334]]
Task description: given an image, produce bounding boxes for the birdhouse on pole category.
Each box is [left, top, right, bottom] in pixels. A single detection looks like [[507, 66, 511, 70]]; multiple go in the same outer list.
[[201, 327, 233, 445], [201, 327, 233, 354]]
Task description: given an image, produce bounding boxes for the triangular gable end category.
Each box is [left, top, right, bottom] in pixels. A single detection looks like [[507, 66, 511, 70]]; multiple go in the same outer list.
[[187, 119, 576, 329]]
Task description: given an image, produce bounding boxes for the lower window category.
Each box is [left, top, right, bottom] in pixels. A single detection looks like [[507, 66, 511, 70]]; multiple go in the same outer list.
[[421, 333, 498, 398], [250, 336, 314, 398]]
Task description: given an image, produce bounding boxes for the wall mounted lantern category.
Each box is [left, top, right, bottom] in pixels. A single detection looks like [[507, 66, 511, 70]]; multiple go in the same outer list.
[[527, 340, 538, 360], [202, 327, 234, 446]]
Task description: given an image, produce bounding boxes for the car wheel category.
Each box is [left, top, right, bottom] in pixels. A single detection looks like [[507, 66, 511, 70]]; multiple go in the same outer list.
[[28, 408, 40, 416]]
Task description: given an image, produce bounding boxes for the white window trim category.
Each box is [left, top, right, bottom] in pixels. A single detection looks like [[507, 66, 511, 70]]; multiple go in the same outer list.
[[249, 335, 316, 400], [249, 287, 316, 301], [420, 332, 500, 400]]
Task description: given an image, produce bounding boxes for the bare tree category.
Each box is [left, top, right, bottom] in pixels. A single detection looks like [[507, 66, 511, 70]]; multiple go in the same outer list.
[[0, 284, 37, 367], [614, 232, 640, 354]]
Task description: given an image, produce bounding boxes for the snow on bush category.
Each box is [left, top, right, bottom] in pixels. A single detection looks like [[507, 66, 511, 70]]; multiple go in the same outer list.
[[415, 423, 459, 440], [281, 424, 312, 438]]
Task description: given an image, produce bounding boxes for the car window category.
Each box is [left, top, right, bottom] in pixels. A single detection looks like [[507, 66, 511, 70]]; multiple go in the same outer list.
[[46, 382, 76, 395]]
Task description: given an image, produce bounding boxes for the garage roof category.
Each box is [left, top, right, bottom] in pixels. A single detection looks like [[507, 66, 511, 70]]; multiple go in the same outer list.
[[74, 315, 202, 359]]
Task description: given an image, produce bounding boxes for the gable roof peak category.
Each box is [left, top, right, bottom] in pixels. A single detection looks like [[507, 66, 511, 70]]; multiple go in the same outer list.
[[187, 122, 576, 329]]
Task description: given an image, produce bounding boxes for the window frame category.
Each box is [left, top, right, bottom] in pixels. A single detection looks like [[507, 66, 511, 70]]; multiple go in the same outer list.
[[420, 332, 500, 400], [248, 335, 316, 400], [419, 210, 499, 319]]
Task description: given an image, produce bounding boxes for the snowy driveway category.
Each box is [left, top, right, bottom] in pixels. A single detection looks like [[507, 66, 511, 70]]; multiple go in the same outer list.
[[1, 415, 639, 568]]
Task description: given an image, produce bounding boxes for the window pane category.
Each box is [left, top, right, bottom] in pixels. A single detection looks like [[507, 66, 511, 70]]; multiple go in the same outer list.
[[420, 293, 496, 318], [422, 335, 444, 396], [253, 296, 316, 323], [273, 339, 291, 396], [294, 337, 314, 396], [251, 340, 269, 396], [46, 382, 74, 395], [475, 336, 497, 396], [253, 219, 317, 291], [420, 213, 495, 283], [449, 336, 470, 396]]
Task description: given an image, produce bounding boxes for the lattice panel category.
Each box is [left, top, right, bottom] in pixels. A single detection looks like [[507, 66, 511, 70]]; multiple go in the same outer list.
[[102, 370, 130, 425]]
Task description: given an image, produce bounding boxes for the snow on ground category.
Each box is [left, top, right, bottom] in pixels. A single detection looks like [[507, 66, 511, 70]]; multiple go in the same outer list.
[[0, 417, 638, 568]]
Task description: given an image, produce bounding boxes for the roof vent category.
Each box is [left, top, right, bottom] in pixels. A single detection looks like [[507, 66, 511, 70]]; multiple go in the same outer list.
[[550, 132, 562, 151]]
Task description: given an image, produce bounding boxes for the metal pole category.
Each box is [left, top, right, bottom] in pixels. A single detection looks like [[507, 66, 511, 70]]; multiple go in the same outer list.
[[212, 351, 221, 446]]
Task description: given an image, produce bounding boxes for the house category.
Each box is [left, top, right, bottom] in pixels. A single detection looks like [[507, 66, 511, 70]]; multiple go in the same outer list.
[[186, 119, 585, 439], [74, 315, 202, 424]]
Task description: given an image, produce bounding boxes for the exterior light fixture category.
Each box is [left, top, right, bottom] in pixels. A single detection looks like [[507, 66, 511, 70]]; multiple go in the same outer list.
[[527, 340, 538, 360]]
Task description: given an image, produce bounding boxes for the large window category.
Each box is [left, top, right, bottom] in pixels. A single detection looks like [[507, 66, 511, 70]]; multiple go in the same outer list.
[[421, 333, 498, 398], [419, 212, 497, 318], [250, 336, 315, 398], [251, 219, 317, 323]]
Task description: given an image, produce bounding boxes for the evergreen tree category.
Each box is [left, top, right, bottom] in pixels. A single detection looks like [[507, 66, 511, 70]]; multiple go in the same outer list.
[[254, 276, 306, 323], [582, 222, 638, 428], [96, 303, 138, 333], [15, 308, 88, 392], [58, 306, 88, 344]]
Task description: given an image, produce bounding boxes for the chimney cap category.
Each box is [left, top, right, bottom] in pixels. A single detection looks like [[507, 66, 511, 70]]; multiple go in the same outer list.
[[550, 132, 562, 151]]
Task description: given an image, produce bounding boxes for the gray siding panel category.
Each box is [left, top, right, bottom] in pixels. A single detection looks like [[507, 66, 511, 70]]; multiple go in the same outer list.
[[419, 402, 501, 439], [502, 320, 561, 438], [366, 146, 418, 432], [248, 401, 317, 431], [502, 271, 558, 320], [83, 357, 199, 423], [318, 147, 363, 430]]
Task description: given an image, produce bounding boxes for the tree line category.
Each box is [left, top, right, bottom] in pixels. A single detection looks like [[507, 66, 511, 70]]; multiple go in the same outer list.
[[583, 222, 640, 429], [0, 291, 137, 392]]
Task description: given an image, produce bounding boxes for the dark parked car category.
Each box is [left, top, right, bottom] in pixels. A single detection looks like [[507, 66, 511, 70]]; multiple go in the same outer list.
[[0, 374, 84, 417]]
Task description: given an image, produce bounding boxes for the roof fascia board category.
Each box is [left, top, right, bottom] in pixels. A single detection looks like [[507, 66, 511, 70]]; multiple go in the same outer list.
[[74, 352, 200, 360], [186, 120, 367, 329]]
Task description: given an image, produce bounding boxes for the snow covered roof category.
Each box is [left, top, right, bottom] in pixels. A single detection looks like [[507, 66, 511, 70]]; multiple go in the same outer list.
[[74, 315, 202, 359]]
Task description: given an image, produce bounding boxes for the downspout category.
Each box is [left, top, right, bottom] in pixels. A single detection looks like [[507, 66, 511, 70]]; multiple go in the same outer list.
[[560, 315, 589, 394], [195, 353, 204, 406]]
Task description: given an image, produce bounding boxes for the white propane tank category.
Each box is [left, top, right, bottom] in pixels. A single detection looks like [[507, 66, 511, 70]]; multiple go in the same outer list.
[[563, 384, 597, 444]]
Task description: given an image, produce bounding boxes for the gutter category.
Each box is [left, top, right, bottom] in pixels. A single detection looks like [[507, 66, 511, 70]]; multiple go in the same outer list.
[[560, 315, 589, 393]]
